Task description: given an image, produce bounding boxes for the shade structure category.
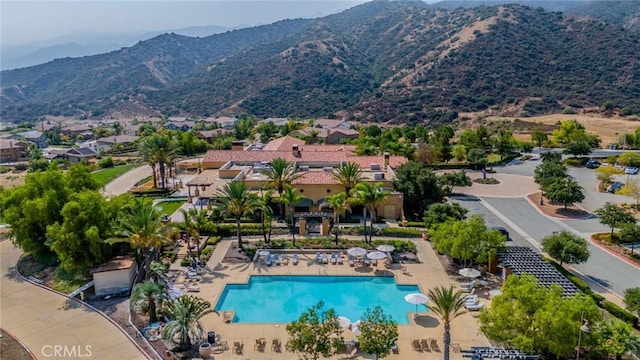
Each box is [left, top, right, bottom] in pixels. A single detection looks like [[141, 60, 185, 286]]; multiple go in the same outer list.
[[258, 250, 270, 257], [459, 268, 481, 278], [337, 316, 351, 328], [404, 293, 429, 314], [376, 244, 395, 253], [347, 247, 367, 257], [366, 251, 387, 260]]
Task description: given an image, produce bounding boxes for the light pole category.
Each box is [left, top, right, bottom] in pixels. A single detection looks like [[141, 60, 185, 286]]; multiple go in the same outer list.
[[576, 311, 591, 360]]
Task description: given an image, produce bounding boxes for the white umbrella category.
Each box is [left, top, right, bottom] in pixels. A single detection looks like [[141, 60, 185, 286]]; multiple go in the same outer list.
[[366, 251, 387, 260], [337, 316, 351, 328], [377, 244, 395, 253], [168, 286, 184, 299], [258, 250, 270, 257], [459, 268, 481, 278], [489, 289, 502, 298], [347, 247, 367, 257], [404, 293, 429, 314], [350, 320, 361, 335]]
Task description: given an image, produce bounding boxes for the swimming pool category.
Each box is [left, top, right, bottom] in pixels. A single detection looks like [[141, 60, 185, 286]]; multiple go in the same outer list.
[[214, 275, 423, 324]]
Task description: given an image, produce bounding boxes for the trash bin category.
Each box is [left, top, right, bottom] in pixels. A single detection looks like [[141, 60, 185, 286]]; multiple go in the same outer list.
[[207, 331, 216, 344]]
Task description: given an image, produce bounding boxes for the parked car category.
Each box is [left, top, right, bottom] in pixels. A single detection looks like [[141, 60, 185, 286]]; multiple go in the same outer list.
[[607, 182, 624, 193], [625, 167, 639, 175], [490, 226, 511, 241], [586, 160, 601, 169]]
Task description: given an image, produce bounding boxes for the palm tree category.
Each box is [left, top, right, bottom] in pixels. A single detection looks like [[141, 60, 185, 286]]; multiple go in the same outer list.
[[257, 188, 275, 243], [149, 261, 167, 283], [279, 184, 303, 246], [139, 134, 180, 191], [161, 295, 213, 350], [264, 157, 301, 216], [333, 162, 364, 198], [324, 192, 350, 245], [427, 286, 467, 360], [174, 208, 203, 263], [216, 181, 259, 250], [130, 281, 168, 324], [350, 182, 388, 243], [108, 198, 173, 278]]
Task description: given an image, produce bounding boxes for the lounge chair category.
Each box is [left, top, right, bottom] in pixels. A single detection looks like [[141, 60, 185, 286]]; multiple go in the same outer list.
[[430, 338, 440, 352], [274, 254, 281, 266], [465, 302, 484, 311], [421, 339, 430, 352], [315, 253, 322, 263], [222, 311, 234, 323], [184, 283, 200, 292], [463, 294, 478, 302], [391, 342, 399, 354], [330, 253, 337, 265], [363, 257, 371, 266], [348, 255, 355, 267], [465, 298, 479, 306], [372, 258, 378, 267], [265, 254, 272, 266], [402, 265, 411, 276], [255, 338, 266, 352], [321, 253, 328, 264], [272, 338, 282, 352], [292, 253, 299, 265], [411, 339, 422, 352], [337, 254, 344, 265], [233, 341, 244, 354]]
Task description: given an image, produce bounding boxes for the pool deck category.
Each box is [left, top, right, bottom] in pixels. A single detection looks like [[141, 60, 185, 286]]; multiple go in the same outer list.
[[169, 237, 492, 359]]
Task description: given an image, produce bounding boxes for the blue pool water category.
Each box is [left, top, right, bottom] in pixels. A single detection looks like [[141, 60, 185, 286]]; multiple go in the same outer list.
[[214, 275, 423, 324]]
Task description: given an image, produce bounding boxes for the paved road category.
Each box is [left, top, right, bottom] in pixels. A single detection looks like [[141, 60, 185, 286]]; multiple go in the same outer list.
[[103, 164, 152, 196], [0, 241, 148, 360]]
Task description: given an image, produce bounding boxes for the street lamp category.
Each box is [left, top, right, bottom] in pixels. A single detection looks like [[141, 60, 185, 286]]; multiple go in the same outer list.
[[576, 312, 591, 360]]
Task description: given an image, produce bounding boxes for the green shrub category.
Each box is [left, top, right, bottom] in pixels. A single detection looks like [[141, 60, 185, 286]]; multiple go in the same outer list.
[[564, 157, 589, 167], [401, 222, 426, 228], [590, 293, 605, 305], [200, 247, 213, 262], [207, 236, 222, 245], [373, 239, 417, 253], [473, 177, 500, 185], [162, 251, 177, 263], [601, 300, 639, 328], [380, 228, 423, 238], [14, 163, 28, 171], [243, 247, 257, 260], [0, 165, 9, 174], [98, 156, 115, 168], [180, 256, 192, 267]]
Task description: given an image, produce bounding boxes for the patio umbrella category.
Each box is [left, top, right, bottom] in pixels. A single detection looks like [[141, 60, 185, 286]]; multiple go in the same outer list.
[[347, 247, 367, 257], [404, 293, 429, 314], [258, 250, 270, 257], [337, 316, 351, 328], [459, 268, 481, 279], [366, 251, 387, 260], [489, 289, 503, 298], [350, 320, 361, 335], [168, 286, 184, 299], [377, 244, 395, 253]]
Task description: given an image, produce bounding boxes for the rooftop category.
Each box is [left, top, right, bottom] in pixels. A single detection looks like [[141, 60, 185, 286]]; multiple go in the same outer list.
[[92, 256, 135, 273]]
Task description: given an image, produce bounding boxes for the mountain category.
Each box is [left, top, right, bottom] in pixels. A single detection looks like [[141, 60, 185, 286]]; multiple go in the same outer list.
[[0, 25, 237, 71], [431, 0, 587, 12], [565, 1, 640, 31], [2, 1, 640, 123]]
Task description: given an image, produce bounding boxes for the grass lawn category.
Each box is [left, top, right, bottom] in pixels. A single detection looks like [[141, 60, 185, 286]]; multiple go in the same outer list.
[[156, 200, 186, 216], [92, 164, 139, 186]]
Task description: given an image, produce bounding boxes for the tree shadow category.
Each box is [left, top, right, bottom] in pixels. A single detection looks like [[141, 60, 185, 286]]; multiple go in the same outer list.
[[413, 314, 440, 328]]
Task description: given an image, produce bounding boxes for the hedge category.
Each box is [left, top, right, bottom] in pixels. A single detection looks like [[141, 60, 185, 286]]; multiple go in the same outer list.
[[400, 222, 426, 228], [601, 300, 639, 328], [546, 259, 591, 293], [162, 251, 177, 263], [207, 236, 222, 245], [379, 228, 423, 237]]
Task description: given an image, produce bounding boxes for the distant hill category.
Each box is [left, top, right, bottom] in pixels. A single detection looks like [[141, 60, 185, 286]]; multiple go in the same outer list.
[[565, 1, 640, 31], [2, 1, 640, 123]]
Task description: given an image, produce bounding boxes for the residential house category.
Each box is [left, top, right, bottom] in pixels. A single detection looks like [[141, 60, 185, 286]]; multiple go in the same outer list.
[[260, 117, 289, 127], [195, 129, 229, 143], [164, 121, 196, 131], [0, 139, 29, 162], [44, 147, 97, 163], [325, 128, 359, 144], [61, 123, 94, 137], [96, 135, 140, 150], [11, 130, 48, 148], [203, 116, 237, 130], [313, 118, 352, 130]]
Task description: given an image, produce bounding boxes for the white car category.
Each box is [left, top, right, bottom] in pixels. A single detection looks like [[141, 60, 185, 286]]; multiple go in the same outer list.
[[625, 167, 639, 175]]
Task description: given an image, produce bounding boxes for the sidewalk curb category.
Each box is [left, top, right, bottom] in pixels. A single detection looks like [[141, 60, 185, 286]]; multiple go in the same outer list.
[[588, 234, 640, 270]]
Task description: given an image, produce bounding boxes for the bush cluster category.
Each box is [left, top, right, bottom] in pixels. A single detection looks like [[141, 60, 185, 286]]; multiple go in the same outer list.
[[601, 300, 639, 328]]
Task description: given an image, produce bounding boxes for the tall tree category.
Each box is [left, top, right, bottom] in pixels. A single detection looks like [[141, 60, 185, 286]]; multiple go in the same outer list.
[[392, 161, 445, 220], [139, 134, 179, 191], [541, 231, 590, 266], [332, 162, 364, 196], [545, 177, 585, 209], [357, 306, 398, 360], [324, 192, 350, 245], [427, 286, 467, 360], [264, 157, 301, 216], [279, 184, 303, 246], [109, 197, 173, 278], [493, 130, 515, 160], [257, 188, 275, 243], [161, 295, 213, 350], [423, 202, 468, 229], [595, 202, 637, 239], [531, 130, 548, 148], [286, 301, 344, 360], [216, 181, 259, 250], [618, 179, 640, 206], [438, 170, 472, 196], [351, 182, 388, 243], [130, 281, 168, 324], [624, 287, 640, 317]]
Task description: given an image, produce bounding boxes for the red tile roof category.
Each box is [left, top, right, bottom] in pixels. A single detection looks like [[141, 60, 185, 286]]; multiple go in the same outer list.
[[262, 136, 356, 153]]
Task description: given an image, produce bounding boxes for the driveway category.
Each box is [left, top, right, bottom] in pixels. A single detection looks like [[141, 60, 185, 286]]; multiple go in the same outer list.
[[0, 241, 148, 359]]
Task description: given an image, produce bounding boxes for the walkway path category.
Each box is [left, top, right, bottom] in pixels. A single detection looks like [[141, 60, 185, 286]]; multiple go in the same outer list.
[[1, 241, 149, 359], [103, 164, 152, 196]]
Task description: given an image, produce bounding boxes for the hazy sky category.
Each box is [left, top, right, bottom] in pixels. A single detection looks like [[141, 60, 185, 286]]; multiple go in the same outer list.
[[1, 0, 371, 45]]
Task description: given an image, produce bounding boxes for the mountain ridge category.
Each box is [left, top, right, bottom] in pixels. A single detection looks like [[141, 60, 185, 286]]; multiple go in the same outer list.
[[2, 1, 640, 122]]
